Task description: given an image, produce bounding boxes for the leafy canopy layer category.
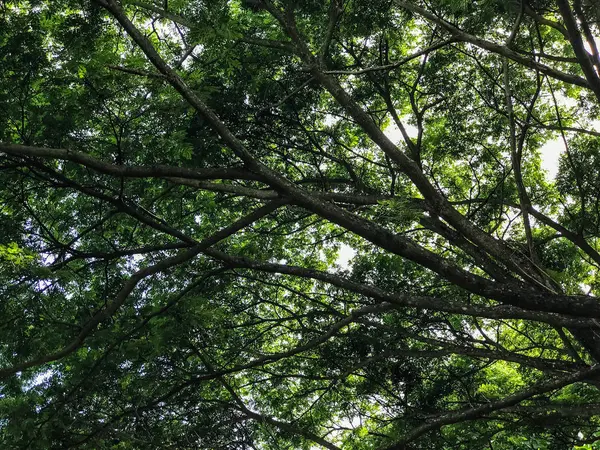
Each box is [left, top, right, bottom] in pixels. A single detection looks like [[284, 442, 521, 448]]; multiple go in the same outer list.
[[2, 0, 600, 448]]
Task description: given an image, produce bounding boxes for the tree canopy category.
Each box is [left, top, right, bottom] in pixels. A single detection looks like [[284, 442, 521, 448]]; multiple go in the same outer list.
[[2, 0, 600, 448]]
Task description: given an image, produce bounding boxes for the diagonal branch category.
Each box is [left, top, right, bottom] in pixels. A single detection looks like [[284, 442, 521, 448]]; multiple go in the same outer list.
[[324, 38, 456, 75], [0, 200, 283, 379], [556, 0, 600, 102], [382, 363, 600, 449], [95, 0, 537, 316], [395, 0, 591, 89], [261, 0, 554, 286]]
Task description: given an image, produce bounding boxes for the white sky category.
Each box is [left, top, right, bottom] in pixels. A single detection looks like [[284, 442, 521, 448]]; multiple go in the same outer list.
[[539, 138, 564, 180], [336, 243, 356, 269]]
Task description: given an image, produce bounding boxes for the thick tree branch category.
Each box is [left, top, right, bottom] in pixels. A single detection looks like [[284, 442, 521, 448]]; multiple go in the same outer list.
[[96, 0, 552, 318], [205, 249, 600, 326], [556, 0, 600, 102], [262, 0, 572, 291], [0, 143, 261, 181]]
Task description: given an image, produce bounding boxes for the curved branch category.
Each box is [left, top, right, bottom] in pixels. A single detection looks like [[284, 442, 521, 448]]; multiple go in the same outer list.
[[205, 249, 600, 327], [0, 143, 261, 181], [395, 0, 591, 89], [95, 0, 542, 318], [0, 201, 284, 379], [382, 363, 600, 449]]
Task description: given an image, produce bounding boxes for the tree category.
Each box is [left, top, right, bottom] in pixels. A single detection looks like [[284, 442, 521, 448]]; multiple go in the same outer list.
[[1, 0, 600, 447]]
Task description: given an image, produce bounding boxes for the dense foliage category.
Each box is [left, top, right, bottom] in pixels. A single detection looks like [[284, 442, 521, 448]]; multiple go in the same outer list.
[[2, 0, 600, 448]]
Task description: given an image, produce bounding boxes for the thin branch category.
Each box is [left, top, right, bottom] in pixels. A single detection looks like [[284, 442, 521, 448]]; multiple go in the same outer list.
[[0, 201, 284, 379], [190, 344, 342, 450], [503, 3, 541, 269], [382, 363, 600, 449], [106, 64, 165, 78], [324, 38, 456, 75], [394, 0, 591, 89]]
